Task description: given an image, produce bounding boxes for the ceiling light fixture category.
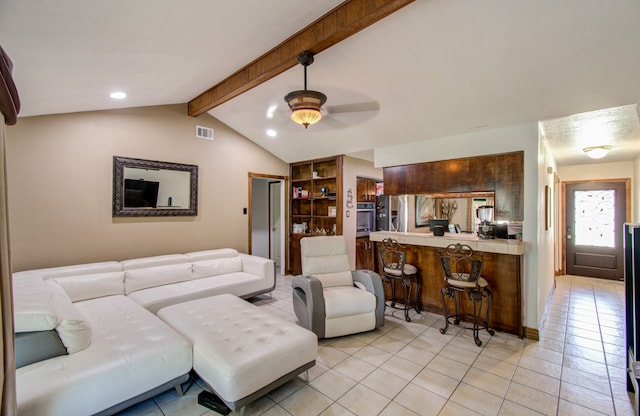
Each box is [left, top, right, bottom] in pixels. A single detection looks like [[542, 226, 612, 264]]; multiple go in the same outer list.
[[583, 145, 612, 159], [284, 51, 327, 129], [110, 91, 126, 99]]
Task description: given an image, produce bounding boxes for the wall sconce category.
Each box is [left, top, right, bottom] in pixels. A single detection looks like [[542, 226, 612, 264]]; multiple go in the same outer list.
[[583, 145, 612, 159]]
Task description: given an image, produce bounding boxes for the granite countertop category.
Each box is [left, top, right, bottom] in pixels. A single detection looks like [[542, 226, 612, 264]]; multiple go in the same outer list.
[[369, 231, 524, 255]]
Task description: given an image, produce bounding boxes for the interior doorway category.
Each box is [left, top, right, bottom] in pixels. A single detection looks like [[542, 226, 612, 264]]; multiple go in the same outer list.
[[248, 173, 286, 275], [564, 179, 629, 280]]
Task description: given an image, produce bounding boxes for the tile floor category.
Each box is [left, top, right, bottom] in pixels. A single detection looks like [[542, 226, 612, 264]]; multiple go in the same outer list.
[[115, 274, 635, 416]]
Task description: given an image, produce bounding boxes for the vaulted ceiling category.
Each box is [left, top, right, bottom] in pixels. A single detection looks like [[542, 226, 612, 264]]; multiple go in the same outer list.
[[2, 0, 640, 165]]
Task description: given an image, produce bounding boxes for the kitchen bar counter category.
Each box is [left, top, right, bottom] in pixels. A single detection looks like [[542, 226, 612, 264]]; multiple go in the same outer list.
[[369, 231, 525, 338], [369, 231, 524, 256]]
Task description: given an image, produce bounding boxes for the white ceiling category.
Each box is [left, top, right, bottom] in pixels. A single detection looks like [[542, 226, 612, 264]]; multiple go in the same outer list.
[[2, 0, 640, 165]]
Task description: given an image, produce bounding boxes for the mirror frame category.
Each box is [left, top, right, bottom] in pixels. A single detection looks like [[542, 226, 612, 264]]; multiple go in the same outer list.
[[113, 156, 198, 217]]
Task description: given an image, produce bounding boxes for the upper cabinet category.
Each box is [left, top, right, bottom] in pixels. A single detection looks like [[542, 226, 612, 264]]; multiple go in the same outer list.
[[357, 177, 377, 202]]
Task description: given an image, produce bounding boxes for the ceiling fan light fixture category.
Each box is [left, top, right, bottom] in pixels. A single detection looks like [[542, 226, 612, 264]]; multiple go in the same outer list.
[[285, 51, 327, 129], [583, 145, 612, 159], [285, 89, 327, 128]]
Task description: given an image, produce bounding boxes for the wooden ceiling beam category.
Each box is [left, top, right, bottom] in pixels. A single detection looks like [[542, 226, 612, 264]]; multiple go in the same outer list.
[[187, 0, 415, 117]]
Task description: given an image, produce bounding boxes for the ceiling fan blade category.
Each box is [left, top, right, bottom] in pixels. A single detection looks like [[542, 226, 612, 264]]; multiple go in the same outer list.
[[325, 101, 380, 114], [321, 115, 348, 129]]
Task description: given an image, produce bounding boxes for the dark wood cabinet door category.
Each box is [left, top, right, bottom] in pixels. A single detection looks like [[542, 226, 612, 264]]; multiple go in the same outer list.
[[356, 237, 375, 270]]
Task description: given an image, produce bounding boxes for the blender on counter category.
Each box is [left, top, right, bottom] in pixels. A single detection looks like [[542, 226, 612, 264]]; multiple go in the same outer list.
[[476, 205, 495, 239]]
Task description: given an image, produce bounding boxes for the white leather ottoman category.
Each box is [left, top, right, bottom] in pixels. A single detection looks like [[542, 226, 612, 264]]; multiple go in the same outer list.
[[157, 294, 317, 413]]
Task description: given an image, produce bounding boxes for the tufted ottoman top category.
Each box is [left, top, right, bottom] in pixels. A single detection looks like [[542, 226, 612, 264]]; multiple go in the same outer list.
[[157, 294, 317, 406]]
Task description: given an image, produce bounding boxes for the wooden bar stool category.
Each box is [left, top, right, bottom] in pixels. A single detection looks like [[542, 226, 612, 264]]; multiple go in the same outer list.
[[377, 238, 421, 322], [439, 243, 494, 346]]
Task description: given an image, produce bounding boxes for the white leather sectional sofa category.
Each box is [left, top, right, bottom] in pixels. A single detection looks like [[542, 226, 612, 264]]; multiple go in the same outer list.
[[13, 248, 275, 416]]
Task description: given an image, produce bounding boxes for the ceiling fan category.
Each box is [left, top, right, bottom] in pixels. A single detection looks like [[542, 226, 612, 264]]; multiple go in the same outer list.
[[284, 51, 379, 129]]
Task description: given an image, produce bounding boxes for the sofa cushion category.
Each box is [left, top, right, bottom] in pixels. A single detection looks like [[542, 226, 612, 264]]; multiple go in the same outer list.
[[16, 295, 192, 416], [13, 275, 57, 333], [192, 257, 243, 279], [120, 254, 190, 270], [53, 271, 125, 302], [15, 330, 67, 368], [184, 248, 238, 262], [124, 263, 193, 294], [47, 281, 92, 354], [313, 271, 354, 288], [127, 272, 264, 314], [37, 261, 123, 280]]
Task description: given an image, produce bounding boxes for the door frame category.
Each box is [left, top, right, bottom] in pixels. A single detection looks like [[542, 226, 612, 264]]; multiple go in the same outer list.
[[247, 172, 287, 275], [560, 178, 630, 278]]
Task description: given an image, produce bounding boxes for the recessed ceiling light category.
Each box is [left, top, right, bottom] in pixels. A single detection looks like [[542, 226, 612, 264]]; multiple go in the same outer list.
[[266, 129, 277, 137], [110, 91, 127, 99]]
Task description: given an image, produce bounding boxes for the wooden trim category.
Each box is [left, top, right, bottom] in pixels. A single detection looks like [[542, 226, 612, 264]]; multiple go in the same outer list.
[[188, 0, 415, 117], [523, 327, 539, 341]]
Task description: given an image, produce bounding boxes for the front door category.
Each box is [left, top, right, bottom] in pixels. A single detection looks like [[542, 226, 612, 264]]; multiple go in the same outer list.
[[565, 180, 627, 279]]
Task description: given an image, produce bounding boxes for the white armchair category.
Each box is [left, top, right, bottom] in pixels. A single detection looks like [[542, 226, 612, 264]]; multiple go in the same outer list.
[[292, 236, 384, 338]]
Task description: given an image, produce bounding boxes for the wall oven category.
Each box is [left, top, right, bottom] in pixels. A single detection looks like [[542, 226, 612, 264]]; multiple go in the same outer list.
[[356, 202, 375, 237]]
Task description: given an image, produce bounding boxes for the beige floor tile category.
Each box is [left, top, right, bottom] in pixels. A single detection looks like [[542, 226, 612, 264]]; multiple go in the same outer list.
[[394, 383, 447, 416], [317, 346, 350, 368], [336, 384, 390, 416], [259, 404, 293, 416], [450, 382, 503, 416], [480, 345, 521, 365], [563, 343, 606, 364], [309, 369, 358, 401], [472, 354, 516, 380], [378, 401, 419, 416], [438, 400, 483, 416], [517, 355, 562, 379], [371, 334, 410, 354], [505, 382, 558, 416], [329, 337, 368, 355], [562, 354, 608, 377], [356, 345, 393, 367], [333, 356, 376, 382], [279, 385, 333, 416], [560, 366, 611, 394], [411, 333, 448, 354], [317, 402, 356, 416], [427, 355, 471, 380], [439, 343, 480, 366], [512, 367, 560, 396], [557, 398, 610, 416], [361, 368, 409, 399], [498, 400, 546, 416], [267, 378, 307, 403], [463, 367, 510, 398], [521, 344, 563, 365], [396, 344, 436, 366], [412, 367, 459, 399], [379, 354, 423, 381]]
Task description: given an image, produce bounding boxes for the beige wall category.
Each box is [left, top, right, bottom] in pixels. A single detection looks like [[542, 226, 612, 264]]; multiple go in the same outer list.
[[557, 161, 636, 222], [5, 104, 288, 271], [342, 156, 382, 269]]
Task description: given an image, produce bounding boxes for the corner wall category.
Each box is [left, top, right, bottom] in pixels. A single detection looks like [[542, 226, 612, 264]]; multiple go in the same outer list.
[[342, 156, 383, 268], [5, 104, 288, 271]]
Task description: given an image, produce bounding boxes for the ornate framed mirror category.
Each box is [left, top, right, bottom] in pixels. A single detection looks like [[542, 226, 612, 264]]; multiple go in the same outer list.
[[113, 156, 198, 217]]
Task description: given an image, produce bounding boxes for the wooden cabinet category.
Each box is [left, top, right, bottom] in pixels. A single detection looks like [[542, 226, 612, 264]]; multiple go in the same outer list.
[[357, 177, 377, 202], [289, 156, 343, 275], [356, 236, 375, 270]]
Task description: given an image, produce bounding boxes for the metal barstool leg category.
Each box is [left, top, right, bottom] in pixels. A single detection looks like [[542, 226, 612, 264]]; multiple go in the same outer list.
[[471, 290, 483, 346], [439, 287, 451, 334], [414, 275, 422, 313], [402, 277, 411, 322], [485, 288, 495, 337]]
